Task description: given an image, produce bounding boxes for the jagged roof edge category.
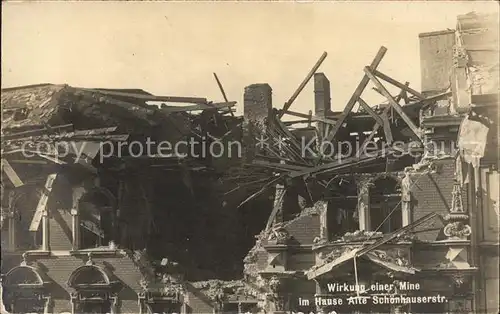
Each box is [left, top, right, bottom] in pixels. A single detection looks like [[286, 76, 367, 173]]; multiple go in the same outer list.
[[1, 83, 61, 92]]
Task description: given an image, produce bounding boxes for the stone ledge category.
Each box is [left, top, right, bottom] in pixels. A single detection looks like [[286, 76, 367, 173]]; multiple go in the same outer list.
[[69, 248, 125, 257]]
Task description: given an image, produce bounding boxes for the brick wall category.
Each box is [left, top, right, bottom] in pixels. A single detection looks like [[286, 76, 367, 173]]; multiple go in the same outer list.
[[409, 160, 463, 241], [284, 213, 321, 245], [49, 209, 73, 250], [243, 84, 272, 125], [314, 73, 331, 116], [13, 252, 143, 313], [256, 249, 267, 270], [243, 83, 273, 163], [48, 174, 75, 251]]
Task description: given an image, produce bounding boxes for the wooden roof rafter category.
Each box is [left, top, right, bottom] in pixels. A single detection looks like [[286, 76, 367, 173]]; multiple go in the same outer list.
[[323, 46, 388, 143], [243, 47, 436, 205], [80, 88, 208, 104], [371, 69, 425, 100], [323, 46, 428, 148], [213, 72, 234, 117], [363, 67, 422, 141], [279, 52, 328, 119]]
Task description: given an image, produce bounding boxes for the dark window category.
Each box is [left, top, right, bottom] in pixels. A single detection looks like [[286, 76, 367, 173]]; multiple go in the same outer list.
[[79, 191, 114, 249], [369, 177, 402, 233], [325, 177, 359, 240], [14, 190, 43, 250]]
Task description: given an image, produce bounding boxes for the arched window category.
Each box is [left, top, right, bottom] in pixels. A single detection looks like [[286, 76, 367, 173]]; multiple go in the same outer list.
[[68, 261, 119, 314], [9, 187, 43, 251], [369, 177, 402, 233], [3, 265, 51, 314], [69, 266, 110, 286], [325, 176, 359, 240], [79, 190, 115, 249]]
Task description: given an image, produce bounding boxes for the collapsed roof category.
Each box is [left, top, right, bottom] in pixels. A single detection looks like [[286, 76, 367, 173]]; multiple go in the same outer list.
[[1, 83, 242, 176]]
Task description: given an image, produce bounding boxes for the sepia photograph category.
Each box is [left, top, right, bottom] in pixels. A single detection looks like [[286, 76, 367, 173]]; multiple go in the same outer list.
[[1, 1, 499, 313]]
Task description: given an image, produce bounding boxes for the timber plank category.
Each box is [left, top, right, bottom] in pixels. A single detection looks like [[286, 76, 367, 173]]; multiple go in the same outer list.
[[364, 67, 421, 140], [324, 46, 387, 143]]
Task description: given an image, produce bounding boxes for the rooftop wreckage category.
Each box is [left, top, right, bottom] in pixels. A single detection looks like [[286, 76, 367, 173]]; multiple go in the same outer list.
[[1, 11, 499, 314]]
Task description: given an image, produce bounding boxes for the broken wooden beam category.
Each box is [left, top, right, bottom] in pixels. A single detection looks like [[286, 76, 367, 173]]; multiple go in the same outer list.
[[82, 93, 157, 123], [213, 73, 234, 117], [3, 126, 126, 143], [7, 160, 48, 165], [402, 89, 410, 104], [313, 150, 388, 177], [371, 86, 385, 97], [279, 52, 328, 118], [372, 69, 425, 99], [264, 126, 297, 161], [356, 212, 438, 257], [237, 175, 285, 208], [83, 88, 208, 104], [395, 82, 410, 104], [265, 184, 286, 230], [272, 112, 310, 162], [324, 46, 387, 142], [380, 112, 393, 144], [224, 178, 273, 196], [283, 119, 311, 126], [213, 73, 229, 102], [68, 134, 129, 142], [288, 147, 388, 178], [1, 124, 74, 140], [161, 101, 236, 113], [1, 159, 24, 187], [325, 195, 359, 200], [359, 88, 408, 154], [283, 110, 338, 125], [29, 173, 58, 231], [267, 125, 309, 164], [363, 67, 421, 140], [357, 98, 384, 126], [63, 126, 118, 136], [254, 154, 311, 167], [359, 121, 383, 155], [252, 159, 309, 172]]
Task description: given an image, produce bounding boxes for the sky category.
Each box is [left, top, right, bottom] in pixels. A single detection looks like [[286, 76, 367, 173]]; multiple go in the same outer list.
[[2, 1, 498, 116]]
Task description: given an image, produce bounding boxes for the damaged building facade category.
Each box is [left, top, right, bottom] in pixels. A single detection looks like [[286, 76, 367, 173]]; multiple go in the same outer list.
[[1, 11, 498, 314]]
